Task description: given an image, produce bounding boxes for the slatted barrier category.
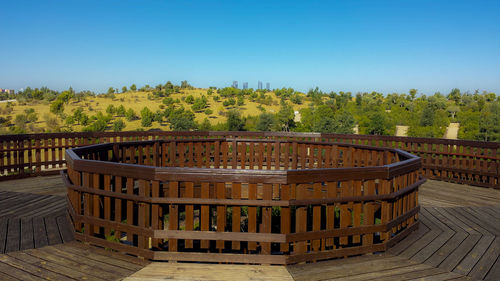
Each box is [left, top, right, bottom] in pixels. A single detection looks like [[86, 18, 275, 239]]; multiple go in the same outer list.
[[62, 138, 423, 264], [0, 131, 498, 188]]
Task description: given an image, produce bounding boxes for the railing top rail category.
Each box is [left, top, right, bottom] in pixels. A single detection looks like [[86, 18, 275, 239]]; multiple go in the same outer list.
[[1, 131, 498, 149], [66, 138, 421, 183]]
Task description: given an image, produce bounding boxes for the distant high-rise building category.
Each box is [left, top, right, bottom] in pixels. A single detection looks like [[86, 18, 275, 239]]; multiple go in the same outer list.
[[266, 82, 270, 91], [243, 82, 248, 89], [232, 81, 238, 88], [0, 88, 15, 94], [258, 81, 263, 90]]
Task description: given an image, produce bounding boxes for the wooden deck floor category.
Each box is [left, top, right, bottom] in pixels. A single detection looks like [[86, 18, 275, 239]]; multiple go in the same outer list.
[[0, 191, 72, 254], [0, 241, 150, 281], [0, 176, 499, 280]]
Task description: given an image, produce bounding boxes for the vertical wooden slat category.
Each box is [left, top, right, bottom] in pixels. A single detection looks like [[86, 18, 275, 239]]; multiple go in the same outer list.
[[151, 180, 160, 248], [261, 183, 272, 254], [363, 180, 375, 246], [82, 172, 92, 236], [280, 184, 290, 252], [312, 182, 322, 252], [168, 181, 179, 252], [248, 183, 257, 251], [92, 173, 100, 235], [352, 180, 366, 243], [294, 184, 307, 254], [200, 182, 210, 249], [340, 180, 351, 246], [326, 181, 337, 249], [103, 175, 111, 236], [185, 181, 194, 248], [126, 177, 134, 243], [114, 176, 122, 239], [216, 182, 225, 251], [231, 183, 241, 250]]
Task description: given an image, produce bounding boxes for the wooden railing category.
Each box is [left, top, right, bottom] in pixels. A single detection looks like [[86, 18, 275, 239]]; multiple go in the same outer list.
[[1, 131, 498, 188], [63, 138, 422, 264]]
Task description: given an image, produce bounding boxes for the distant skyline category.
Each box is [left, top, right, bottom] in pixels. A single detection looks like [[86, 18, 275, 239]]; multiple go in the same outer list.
[[1, 0, 500, 95]]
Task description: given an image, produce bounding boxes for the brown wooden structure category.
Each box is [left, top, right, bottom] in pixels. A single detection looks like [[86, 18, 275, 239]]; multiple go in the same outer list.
[[1, 131, 498, 189], [62, 137, 423, 264]]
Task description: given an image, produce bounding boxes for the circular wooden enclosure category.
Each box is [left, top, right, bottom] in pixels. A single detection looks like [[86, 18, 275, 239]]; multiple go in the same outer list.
[[63, 137, 424, 265]]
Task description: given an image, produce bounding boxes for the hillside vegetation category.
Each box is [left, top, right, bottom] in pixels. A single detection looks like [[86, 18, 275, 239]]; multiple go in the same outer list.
[[0, 82, 499, 142]]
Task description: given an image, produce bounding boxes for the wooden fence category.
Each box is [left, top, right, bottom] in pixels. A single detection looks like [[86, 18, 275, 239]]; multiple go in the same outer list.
[[1, 131, 498, 188], [63, 138, 422, 264]]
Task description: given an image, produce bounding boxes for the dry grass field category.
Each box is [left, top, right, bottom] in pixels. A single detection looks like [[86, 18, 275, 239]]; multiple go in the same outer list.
[[1, 88, 309, 132]]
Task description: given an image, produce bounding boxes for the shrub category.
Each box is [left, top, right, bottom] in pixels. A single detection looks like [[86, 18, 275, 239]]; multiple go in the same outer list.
[[113, 119, 126, 132]]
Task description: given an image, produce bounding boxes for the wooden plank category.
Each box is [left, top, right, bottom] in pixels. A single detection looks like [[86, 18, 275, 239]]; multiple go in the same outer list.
[[19, 218, 35, 250], [200, 182, 210, 249], [126, 177, 134, 243], [216, 182, 226, 250], [453, 235, 495, 276], [0, 259, 43, 281], [168, 181, 179, 252], [232, 182, 241, 250], [32, 216, 48, 249], [0, 253, 72, 281], [261, 183, 272, 255], [5, 219, 20, 253], [44, 217, 62, 246], [0, 218, 8, 253], [56, 215, 74, 243], [53, 243, 145, 271], [467, 236, 500, 280], [248, 183, 257, 251], [280, 184, 291, 252], [36, 245, 134, 277]]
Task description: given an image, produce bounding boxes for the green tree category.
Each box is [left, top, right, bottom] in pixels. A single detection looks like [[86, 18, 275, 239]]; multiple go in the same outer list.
[[65, 115, 75, 126], [366, 112, 389, 135], [140, 107, 154, 127], [106, 105, 115, 115], [256, 113, 275, 131], [13, 114, 28, 133], [447, 105, 460, 119], [237, 95, 245, 106], [447, 88, 462, 104], [199, 118, 211, 131], [420, 105, 435, 126], [409, 89, 418, 101], [116, 105, 126, 116], [167, 108, 197, 131], [227, 110, 245, 131], [355, 93, 363, 106], [130, 84, 137, 91], [24, 108, 38, 123], [478, 102, 500, 141], [107, 87, 115, 95], [80, 114, 89, 126], [276, 101, 295, 131], [185, 95, 195, 104], [113, 119, 126, 132], [122, 86, 127, 93], [192, 96, 208, 112], [50, 99, 65, 115], [125, 108, 138, 121]]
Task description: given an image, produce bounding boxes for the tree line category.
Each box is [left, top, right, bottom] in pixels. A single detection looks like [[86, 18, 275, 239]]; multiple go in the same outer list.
[[0, 82, 498, 142]]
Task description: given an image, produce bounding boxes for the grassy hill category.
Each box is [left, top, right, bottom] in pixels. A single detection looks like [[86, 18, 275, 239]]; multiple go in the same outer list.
[[0, 88, 308, 133], [1, 86, 499, 142]]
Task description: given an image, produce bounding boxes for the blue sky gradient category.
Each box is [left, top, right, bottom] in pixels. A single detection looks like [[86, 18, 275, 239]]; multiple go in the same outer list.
[[1, 0, 499, 94]]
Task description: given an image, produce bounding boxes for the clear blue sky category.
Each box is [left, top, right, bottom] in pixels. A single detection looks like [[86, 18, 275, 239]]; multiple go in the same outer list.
[[1, 0, 499, 94]]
